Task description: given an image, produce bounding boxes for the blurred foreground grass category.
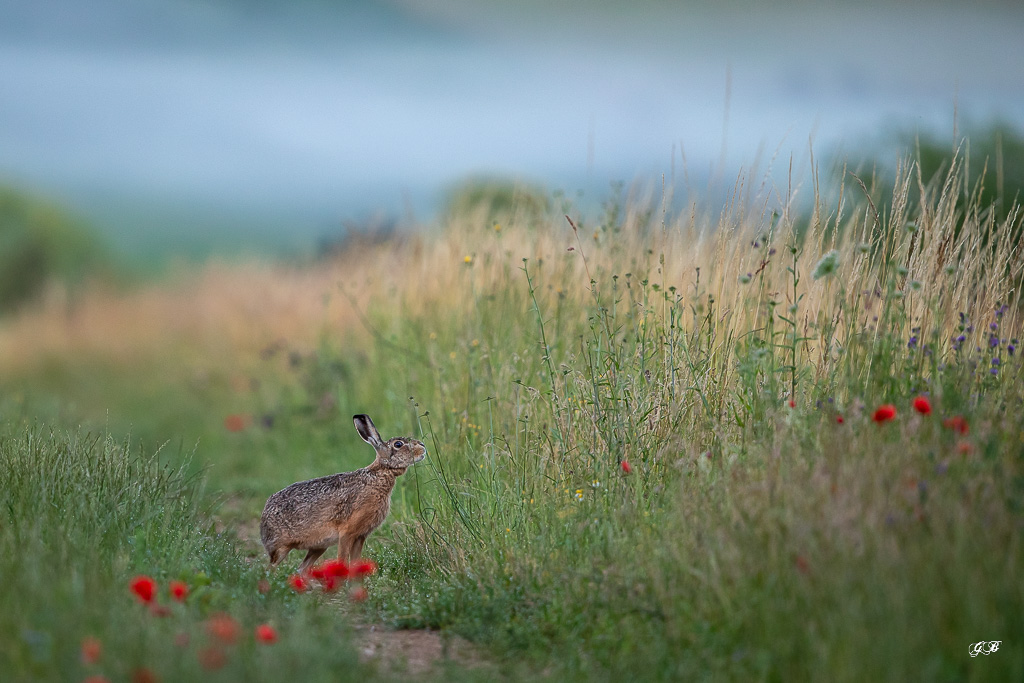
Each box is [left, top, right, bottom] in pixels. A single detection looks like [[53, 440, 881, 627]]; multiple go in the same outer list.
[[1, 152, 1022, 681]]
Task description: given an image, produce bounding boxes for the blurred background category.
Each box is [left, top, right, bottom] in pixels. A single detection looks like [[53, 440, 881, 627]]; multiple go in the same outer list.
[[1, 0, 1023, 268]]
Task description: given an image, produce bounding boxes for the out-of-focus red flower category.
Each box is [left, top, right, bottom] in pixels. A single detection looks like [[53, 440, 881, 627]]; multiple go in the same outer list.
[[257, 579, 271, 594], [288, 574, 308, 593], [223, 414, 247, 432], [872, 404, 897, 423], [169, 580, 188, 602], [913, 396, 932, 415], [794, 555, 811, 575], [323, 559, 350, 579], [956, 440, 975, 455], [350, 586, 368, 602], [943, 415, 969, 435], [80, 636, 102, 665], [307, 564, 337, 591], [351, 560, 377, 578], [131, 667, 160, 683], [835, 415, 845, 424], [255, 624, 278, 644], [130, 576, 156, 604], [787, 399, 796, 408], [198, 646, 227, 671], [205, 613, 239, 645], [620, 460, 632, 474]]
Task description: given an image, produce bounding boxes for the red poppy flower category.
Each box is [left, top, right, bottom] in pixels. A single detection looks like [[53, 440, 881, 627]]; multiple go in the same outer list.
[[255, 624, 278, 644], [912, 396, 932, 415], [288, 574, 308, 593], [131, 667, 160, 683], [351, 560, 377, 578], [322, 559, 350, 579], [620, 460, 632, 474], [169, 580, 188, 602], [350, 586, 368, 602], [943, 415, 969, 435], [872, 404, 897, 423], [198, 646, 227, 671], [223, 414, 247, 432], [205, 613, 239, 645], [319, 575, 340, 592], [80, 636, 102, 665], [130, 575, 156, 604], [787, 399, 796, 408], [835, 415, 845, 424]]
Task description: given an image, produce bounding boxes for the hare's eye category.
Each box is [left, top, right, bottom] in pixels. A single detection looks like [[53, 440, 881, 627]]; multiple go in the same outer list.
[[394, 440, 404, 448]]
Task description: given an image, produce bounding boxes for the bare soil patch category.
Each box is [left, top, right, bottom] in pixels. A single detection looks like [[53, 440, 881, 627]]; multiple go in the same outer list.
[[354, 623, 487, 677]]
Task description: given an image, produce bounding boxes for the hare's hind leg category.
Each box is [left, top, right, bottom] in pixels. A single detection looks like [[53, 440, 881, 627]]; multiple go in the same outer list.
[[297, 547, 326, 574], [267, 545, 288, 569]]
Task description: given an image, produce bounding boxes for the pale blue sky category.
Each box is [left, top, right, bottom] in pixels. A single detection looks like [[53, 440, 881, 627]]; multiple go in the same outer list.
[[1, 0, 1022, 253]]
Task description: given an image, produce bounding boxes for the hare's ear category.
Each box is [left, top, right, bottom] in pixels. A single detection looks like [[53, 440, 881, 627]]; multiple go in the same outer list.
[[353, 414, 384, 448]]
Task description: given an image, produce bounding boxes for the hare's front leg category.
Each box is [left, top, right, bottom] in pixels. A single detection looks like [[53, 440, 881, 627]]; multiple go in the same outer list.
[[337, 533, 367, 562], [337, 533, 357, 562], [349, 535, 366, 562]]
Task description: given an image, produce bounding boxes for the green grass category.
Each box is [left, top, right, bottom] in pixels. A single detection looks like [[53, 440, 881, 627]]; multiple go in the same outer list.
[[0, 424, 397, 681], [1, 154, 1023, 681]]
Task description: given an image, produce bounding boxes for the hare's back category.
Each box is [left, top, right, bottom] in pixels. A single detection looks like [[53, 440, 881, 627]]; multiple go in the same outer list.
[[260, 472, 363, 548], [263, 472, 360, 516]]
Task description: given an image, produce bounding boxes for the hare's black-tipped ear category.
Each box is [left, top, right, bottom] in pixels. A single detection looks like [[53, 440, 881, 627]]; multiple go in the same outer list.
[[353, 414, 383, 448]]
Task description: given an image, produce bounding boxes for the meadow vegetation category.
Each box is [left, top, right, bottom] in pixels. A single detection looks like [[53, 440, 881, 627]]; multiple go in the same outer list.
[[1, 148, 1022, 681]]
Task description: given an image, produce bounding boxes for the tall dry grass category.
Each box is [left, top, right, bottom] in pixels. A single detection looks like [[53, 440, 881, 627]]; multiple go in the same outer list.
[[3, 154, 1019, 382]]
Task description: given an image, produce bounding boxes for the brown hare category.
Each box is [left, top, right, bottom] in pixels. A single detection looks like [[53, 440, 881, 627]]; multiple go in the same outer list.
[[260, 414, 426, 574]]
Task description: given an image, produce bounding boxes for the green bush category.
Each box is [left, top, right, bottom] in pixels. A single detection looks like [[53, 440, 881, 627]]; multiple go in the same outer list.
[[0, 186, 111, 312]]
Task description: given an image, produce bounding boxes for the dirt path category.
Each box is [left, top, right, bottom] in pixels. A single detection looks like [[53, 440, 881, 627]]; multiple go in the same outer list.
[[213, 503, 491, 677], [354, 623, 487, 676]]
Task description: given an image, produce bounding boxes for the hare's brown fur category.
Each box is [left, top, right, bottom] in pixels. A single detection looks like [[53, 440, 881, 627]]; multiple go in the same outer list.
[[260, 414, 425, 573]]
